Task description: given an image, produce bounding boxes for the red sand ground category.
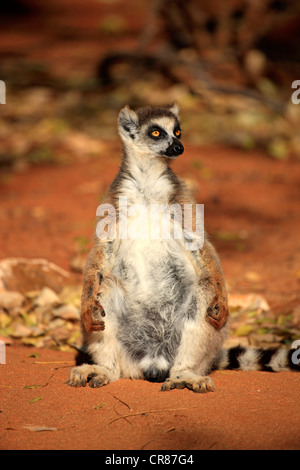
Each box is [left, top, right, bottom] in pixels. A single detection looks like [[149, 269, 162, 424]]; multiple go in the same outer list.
[[0, 144, 300, 450], [1, 346, 300, 450]]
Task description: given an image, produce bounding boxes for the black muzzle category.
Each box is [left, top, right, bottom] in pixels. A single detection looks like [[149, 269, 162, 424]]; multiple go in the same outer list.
[[164, 139, 184, 158]]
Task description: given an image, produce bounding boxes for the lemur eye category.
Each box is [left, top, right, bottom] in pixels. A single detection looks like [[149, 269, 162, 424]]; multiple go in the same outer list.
[[151, 130, 160, 137], [175, 129, 181, 137]]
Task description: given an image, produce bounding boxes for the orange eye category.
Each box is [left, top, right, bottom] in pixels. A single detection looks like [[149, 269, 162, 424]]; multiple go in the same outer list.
[[175, 129, 181, 137], [151, 130, 160, 137]]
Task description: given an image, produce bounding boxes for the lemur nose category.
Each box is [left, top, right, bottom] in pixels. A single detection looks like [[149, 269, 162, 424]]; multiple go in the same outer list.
[[173, 143, 184, 154], [165, 139, 184, 158]]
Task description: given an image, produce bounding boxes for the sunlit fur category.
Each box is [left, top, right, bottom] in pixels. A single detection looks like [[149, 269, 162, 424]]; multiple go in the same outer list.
[[67, 105, 298, 393]]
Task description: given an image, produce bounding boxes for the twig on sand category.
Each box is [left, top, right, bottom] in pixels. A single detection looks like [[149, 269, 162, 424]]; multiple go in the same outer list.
[[108, 406, 197, 426]]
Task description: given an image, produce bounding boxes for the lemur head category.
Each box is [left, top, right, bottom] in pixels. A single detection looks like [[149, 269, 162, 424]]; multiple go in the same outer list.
[[118, 104, 184, 159]]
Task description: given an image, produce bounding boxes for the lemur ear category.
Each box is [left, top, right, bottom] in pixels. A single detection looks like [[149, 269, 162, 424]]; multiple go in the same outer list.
[[118, 105, 139, 140], [167, 102, 180, 117]]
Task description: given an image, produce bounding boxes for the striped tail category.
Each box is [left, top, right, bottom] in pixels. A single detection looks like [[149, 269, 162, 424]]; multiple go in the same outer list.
[[214, 345, 300, 372]]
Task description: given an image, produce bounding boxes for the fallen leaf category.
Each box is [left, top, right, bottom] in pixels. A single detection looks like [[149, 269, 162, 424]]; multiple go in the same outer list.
[[94, 402, 107, 410], [21, 337, 43, 347], [234, 325, 253, 336], [0, 291, 25, 309], [52, 305, 80, 321], [214, 231, 241, 242], [267, 138, 288, 160], [23, 425, 57, 432], [0, 312, 11, 328], [256, 328, 270, 335], [24, 385, 42, 390], [34, 287, 60, 308], [11, 324, 33, 338], [29, 396, 43, 404]]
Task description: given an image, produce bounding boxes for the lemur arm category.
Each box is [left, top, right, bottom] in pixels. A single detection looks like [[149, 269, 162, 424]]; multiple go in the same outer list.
[[201, 240, 229, 330], [81, 245, 106, 333]]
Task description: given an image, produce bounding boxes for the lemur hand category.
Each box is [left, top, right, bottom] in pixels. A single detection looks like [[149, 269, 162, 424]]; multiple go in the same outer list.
[[81, 274, 106, 333], [206, 296, 229, 330]]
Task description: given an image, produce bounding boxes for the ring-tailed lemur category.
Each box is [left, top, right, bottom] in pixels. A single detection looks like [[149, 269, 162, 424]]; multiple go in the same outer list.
[[68, 104, 299, 392]]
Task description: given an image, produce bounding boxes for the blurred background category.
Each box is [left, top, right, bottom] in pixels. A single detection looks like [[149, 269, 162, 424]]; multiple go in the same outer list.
[[0, 0, 300, 351], [1, 0, 300, 157]]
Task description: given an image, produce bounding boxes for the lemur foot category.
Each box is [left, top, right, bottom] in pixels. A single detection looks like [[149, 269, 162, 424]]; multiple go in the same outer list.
[[67, 365, 109, 388], [206, 297, 228, 330], [161, 376, 215, 393]]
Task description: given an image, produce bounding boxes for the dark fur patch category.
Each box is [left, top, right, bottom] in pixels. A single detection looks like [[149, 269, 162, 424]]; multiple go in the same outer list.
[[143, 367, 169, 383], [136, 106, 179, 127], [75, 346, 94, 366], [186, 295, 197, 320], [226, 345, 246, 370], [87, 284, 93, 298], [257, 347, 278, 372]]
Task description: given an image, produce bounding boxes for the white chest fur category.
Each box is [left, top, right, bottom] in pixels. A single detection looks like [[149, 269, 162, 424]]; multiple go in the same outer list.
[[119, 150, 173, 205], [107, 146, 199, 375]]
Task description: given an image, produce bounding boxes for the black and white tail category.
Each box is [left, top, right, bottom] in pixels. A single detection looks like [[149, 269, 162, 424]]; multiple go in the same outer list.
[[214, 345, 300, 372]]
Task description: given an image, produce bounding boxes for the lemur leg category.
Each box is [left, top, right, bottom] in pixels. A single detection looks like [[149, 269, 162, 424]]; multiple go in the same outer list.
[[67, 327, 121, 388], [161, 304, 228, 393], [202, 241, 229, 330], [68, 271, 124, 388], [68, 240, 123, 388]]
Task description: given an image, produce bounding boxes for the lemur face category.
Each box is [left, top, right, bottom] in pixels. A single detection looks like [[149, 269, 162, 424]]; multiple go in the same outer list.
[[118, 104, 184, 159], [143, 116, 184, 158]]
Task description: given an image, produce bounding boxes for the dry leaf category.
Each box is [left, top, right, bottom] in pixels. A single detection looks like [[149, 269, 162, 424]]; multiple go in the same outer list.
[[0, 291, 25, 309], [234, 325, 253, 336], [34, 287, 60, 308], [24, 385, 42, 390], [23, 425, 57, 432], [94, 402, 107, 410], [29, 396, 43, 404], [12, 324, 33, 338], [52, 305, 80, 321]]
